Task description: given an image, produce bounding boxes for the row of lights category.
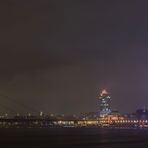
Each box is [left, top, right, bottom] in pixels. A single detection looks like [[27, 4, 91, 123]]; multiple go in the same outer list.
[[100, 120, 148, 124]]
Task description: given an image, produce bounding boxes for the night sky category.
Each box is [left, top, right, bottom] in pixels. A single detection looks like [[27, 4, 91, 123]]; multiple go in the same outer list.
[[0, 0, 148, 115]]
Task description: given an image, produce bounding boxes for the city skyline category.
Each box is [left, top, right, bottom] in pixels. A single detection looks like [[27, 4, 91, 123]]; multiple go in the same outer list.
[[0, 88, 146, 117], [1, 1, 148, 148]]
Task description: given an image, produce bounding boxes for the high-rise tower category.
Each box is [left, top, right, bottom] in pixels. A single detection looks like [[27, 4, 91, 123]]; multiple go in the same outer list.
[[98, 89, 111, 117]]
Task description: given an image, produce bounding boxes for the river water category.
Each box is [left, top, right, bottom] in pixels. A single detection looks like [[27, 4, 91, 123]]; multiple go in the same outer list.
[[0, 128, 148, 148]]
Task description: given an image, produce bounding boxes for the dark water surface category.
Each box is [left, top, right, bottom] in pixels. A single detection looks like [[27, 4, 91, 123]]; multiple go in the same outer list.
[[0, 128, 148, 148]]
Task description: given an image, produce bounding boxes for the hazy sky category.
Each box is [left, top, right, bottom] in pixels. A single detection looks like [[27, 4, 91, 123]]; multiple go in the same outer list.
[[0, 0, 148, 115]]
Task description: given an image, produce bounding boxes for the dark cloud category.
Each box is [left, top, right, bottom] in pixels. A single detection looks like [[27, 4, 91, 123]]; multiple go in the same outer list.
[[0, 0, 148, 115]]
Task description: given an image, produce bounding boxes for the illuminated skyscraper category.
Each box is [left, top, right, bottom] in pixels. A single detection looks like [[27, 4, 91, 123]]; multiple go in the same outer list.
[[98, 89, 111, 117]]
